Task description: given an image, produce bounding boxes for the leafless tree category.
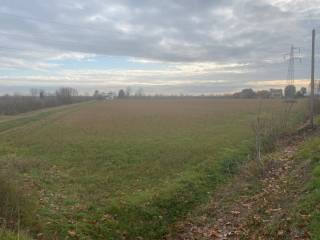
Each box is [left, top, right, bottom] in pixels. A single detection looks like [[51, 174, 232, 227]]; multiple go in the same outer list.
[[125, 87, 132, 97], [30, 88, 39, 97], [56, 87, 78, 104], [135, 88, 144, 97], [0, 87, 91, 115]]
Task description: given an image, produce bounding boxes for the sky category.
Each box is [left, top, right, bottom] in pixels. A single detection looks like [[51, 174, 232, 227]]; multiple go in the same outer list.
[[0, 0, 320, 95]]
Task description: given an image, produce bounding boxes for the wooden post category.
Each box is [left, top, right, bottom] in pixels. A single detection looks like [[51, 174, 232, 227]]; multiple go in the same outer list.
[[311, 29, 315, 128]]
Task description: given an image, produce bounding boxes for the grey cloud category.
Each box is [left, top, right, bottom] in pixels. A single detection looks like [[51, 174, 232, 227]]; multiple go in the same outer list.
[[0, 0, 318, 94], [0, 0, 301, 62]]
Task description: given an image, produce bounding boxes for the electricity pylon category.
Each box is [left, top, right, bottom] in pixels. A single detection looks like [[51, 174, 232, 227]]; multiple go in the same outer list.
[[284, 45, 302, 86]]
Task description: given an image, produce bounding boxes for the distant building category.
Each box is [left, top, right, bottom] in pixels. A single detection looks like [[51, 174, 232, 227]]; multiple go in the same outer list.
[[105, 92, 115, 100], [269, 88, 283, 98], [95, 91, 116, 101], [316, 80, 320, 96]]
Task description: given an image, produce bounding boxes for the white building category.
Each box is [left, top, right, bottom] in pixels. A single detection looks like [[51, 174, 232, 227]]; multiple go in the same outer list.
[[105, 92, 115, 100]]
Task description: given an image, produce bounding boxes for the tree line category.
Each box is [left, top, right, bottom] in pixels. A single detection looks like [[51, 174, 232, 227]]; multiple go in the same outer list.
[[232, 85, 307, 99], [0, 84, 314, 115], [0, 87, 90, 115]]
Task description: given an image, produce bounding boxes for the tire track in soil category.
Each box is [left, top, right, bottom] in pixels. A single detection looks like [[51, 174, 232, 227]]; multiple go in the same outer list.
[[0, 103, 87, 136]]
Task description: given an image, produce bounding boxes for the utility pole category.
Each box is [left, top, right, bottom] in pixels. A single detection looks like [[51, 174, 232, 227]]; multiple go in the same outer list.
[[310, 29, 315, 128]]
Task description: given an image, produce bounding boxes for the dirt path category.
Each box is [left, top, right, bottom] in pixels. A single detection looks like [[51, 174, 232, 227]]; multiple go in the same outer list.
[[0, 102, 87, 135], [167, 132, 313, 240]]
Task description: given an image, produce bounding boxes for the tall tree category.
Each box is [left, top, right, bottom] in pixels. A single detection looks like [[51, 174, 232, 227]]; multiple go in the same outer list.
[[118, 89, 126, 99]]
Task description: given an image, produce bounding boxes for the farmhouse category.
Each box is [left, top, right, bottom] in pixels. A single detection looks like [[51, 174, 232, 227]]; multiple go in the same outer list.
[[105, 91, 116, 100], [269, 88, 283, 98]]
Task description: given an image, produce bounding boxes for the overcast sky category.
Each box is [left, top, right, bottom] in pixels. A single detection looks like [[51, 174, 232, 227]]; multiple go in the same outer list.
[[0, 0, 319, 95]]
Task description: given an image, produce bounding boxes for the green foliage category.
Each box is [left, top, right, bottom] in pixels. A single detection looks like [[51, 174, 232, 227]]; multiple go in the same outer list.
[[0, 112, 51, 133], [0, 172, 37, 230], [295, 137, 320, 239], [285, 85, 296, 99], [218, 143, 252, 175], [0, 229, 31, 240]]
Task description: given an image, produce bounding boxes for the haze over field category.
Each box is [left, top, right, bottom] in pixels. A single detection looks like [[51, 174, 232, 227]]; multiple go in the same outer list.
[[0, 0, 319, 94]]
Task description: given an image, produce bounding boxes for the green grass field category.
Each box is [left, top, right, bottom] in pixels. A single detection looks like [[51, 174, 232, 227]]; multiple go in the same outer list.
[[0, 99, 308, 239]]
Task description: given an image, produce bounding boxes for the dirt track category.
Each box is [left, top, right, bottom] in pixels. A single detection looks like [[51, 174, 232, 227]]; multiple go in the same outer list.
[[167, 131, 314, 240]]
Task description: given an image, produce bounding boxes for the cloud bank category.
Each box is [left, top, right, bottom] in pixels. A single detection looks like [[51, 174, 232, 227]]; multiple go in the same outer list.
[[0, 0, 318, 94]]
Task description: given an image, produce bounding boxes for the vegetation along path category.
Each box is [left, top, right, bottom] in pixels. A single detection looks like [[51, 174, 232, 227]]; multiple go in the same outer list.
[[168, 129, 319, 239]]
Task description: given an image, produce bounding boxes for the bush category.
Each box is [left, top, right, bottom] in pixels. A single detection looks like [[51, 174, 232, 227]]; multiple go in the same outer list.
[[0, 174, 37, 234]]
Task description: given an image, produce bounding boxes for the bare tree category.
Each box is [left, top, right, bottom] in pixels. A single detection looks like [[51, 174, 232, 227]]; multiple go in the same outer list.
[[125, 87, 132, 97], [135, 88, 144, 97], [56, 87, 78, 104], [39, 90, 45, 99], [30, 88, 39, 97]]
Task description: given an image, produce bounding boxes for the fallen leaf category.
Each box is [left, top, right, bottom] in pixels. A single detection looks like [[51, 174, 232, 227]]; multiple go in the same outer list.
[[68, 230, 76, 237], [231, 210, 240, 216]]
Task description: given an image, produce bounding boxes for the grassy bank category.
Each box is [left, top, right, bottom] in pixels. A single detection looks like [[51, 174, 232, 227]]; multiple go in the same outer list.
[[294, 136, 320, 239]]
